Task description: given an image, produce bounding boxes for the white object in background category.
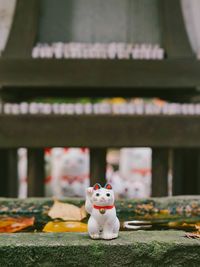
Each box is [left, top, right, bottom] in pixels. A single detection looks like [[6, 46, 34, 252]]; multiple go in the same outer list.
[[150, 44, 159, 59], [18, 148, 27, 198], [11, 103, 20, 114], [32, 45, 40, 58], [29, 102, 39, 114], [140, 44, 147, 59], [85, 183, 120, 239], [122, 175, 151, 198], [119, 148, 152, 198], [64, 43, 70, 58], [99, 103, 111, 114], [135, 103, 144, 114], [145, 103, 154, 114], [162, 104, 169, 114], [112, 104, 121, 114], [117, 43, 129, 59], [52, 42, 64, 58], [181, 104, 188, 115], [106, 170, 125, 198], [19, 102, 29, 114], [127, 103, 135, 114], [4, 103, 12, 114], [188, 104, 195, 115], [195, 104, 200, 114], [132, 44, 141, 59], [84, 103, 93, 114], [83, 103, 92, 114], [59, 103, 67, 114], [41, 103, 52, 114], [54, 148, 90, 197], [74, 103, 83, 114], [39, 43, 49, 58], [52, 103, 60, 114], [107, 43, 117, 59], [66, 104, 75, 114], [175, 103, 182, 114], [43, 44, 53, 58], [93, 103, 101, 114], [157, 48, 164, 59]]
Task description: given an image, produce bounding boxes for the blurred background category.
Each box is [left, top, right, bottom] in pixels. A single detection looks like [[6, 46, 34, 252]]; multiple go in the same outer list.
[[0, 0, 200, 199]]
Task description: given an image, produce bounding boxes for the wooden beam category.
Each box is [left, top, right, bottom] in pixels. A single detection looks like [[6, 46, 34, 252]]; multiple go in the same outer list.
[[2, 0, 39, 58], [0, 115, 200, 148], [27, 148, 45, 197], [0, 59, 200, 89], [158, 0, 194, 58], [90, 148, 107, 186], [151, 148, 169, 197]]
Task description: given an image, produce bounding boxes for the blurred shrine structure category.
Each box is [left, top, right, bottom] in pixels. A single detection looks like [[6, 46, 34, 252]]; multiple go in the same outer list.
[[0, 0, 200, 198]]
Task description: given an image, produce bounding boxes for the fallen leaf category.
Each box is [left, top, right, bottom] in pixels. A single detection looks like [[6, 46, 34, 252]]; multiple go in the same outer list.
[[43, 221, 88, 232], [48, 200, 86, 221], [185, 233, 200, 239], [0, 217, 35, 233]]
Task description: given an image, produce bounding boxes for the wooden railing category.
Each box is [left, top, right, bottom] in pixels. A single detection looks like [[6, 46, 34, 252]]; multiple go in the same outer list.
[[0, 0, 199, 198]]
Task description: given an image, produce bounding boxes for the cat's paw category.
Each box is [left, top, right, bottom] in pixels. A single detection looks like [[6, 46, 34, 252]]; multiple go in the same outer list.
[[102, 233, 118, 240], [90, 234, 100, 239], [86, 187, 93, 195]]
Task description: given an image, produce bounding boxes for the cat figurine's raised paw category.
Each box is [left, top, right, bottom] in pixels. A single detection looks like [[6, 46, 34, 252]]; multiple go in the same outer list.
[[85, 183, 120, 240]]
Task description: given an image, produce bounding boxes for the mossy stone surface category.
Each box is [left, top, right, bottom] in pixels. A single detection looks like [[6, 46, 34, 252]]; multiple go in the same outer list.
[[0, 231, 200, 266]]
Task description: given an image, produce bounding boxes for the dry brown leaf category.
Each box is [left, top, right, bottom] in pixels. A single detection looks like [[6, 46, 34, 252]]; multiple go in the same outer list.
[[48, 200, 86, 221], [0, 217, 35, 233]]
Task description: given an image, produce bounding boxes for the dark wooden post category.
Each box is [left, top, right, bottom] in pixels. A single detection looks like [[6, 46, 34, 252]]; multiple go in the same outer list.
[[172, 149, 184, 195], [27, 148, 45, 197], [0, 149, 8, 197], [7, 149, 18, 197], [0, 149, 18, 197], [197, 150, 200, 194], [90, 148, 107, 186], [152, 148, 169, 197], [173, 149, 200, 195]]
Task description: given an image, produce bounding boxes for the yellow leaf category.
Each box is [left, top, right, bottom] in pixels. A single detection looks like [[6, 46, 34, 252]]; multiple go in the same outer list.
[[48, 200, 86, 221], [43, 221, 88, 232]]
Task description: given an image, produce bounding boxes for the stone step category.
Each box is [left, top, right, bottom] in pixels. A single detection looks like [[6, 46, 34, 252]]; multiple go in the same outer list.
[[0, 231, 200, 266]]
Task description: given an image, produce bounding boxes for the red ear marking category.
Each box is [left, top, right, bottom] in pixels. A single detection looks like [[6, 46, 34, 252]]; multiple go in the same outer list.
[[45, 148, 51, 154], [93, 183, 101, 190], [81, 148, 86, 153], [105, 184, 112, 190]]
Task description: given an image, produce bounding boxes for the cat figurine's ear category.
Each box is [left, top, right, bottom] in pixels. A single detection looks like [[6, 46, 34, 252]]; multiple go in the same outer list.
[[93, 183, 102, 190], [104, 184, 112, 190]]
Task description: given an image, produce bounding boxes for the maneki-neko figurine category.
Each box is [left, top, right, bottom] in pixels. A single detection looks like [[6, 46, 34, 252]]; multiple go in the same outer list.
[[85, 183, 119, 240]]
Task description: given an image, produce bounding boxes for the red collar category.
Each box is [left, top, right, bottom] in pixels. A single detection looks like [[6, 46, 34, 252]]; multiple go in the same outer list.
[[93, 205, 114, 210]]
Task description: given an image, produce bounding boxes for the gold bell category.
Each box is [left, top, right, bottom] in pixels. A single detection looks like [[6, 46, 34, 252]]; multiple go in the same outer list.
[[99, 208, 106, 214]]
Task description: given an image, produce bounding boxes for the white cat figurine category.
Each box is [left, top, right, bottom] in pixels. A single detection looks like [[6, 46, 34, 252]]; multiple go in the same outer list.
[[85, 183, 120, 240]]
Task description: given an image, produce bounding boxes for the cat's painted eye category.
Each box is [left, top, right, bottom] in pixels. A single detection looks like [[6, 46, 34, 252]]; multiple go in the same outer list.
[[96, 193, 100, 197], [106, 193, 110, 197]]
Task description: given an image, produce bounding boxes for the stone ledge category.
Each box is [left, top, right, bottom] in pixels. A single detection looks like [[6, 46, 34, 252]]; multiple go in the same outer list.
[[0, 231, 200, 266]]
